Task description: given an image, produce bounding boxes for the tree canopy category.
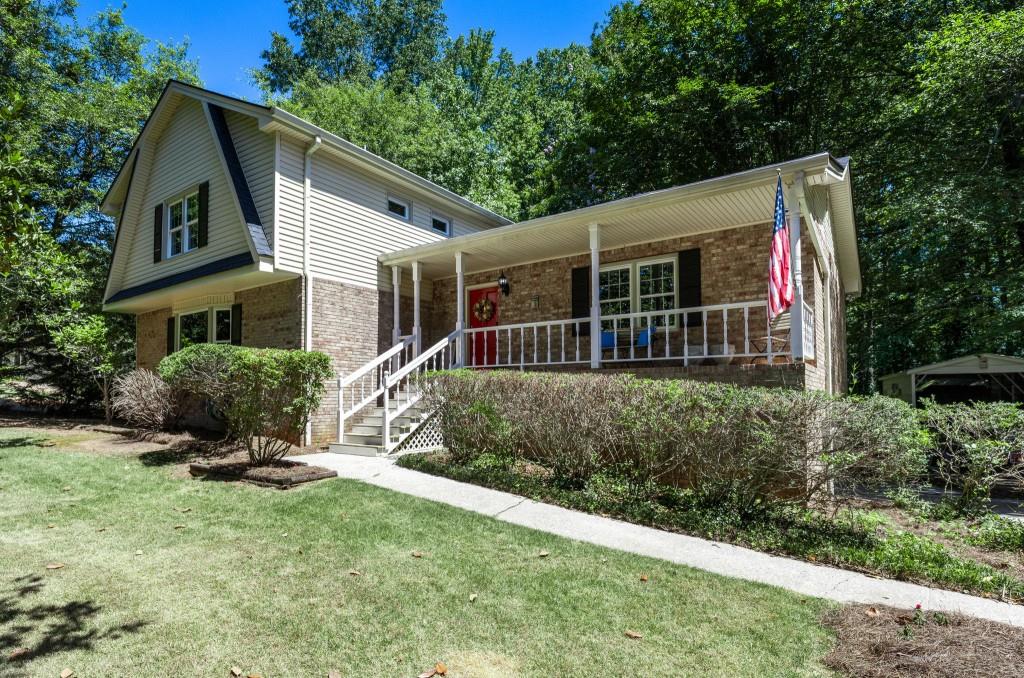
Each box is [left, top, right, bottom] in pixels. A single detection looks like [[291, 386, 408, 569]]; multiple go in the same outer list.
[[2, 0, 1021, 409]]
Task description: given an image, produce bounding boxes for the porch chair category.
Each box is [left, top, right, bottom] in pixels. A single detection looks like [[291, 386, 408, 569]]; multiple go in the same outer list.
[[749, 310, 791, 363], [601, 325, 657, 351]]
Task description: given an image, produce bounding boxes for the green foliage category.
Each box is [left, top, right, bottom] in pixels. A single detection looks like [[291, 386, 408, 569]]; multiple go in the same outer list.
[[427, 371, 927, 506], [51, 314, 132, 422], [922, 400, 1024, 515], [966, 514, 1024, 552], [0, 1, 198, 411], [159, 344, 332, 465], [399, 451, 1024, 602]]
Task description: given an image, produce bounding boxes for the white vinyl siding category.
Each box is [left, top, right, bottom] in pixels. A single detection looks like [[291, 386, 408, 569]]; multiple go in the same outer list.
[[118, 98, 248, 290], [275, 133, 307, 273], [274, 136, 501, 290], [225, 109, 275, 247]]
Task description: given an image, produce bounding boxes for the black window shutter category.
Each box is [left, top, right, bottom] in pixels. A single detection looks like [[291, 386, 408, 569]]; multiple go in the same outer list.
[[153, 204, 163, 263], [571, 265, 591, 336], [166, 316, 175, 355], [197, 181, 209, 248], [678, 249, 702, 326], [230, 303, 242, 345]]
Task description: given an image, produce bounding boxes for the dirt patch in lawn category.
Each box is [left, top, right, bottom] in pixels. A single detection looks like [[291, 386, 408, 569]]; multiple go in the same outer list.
[[189, 453, 336, 488], [822, 604, 1024, 677]]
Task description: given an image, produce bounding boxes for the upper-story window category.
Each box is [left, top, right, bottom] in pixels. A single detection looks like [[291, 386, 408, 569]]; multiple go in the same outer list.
[[167, 191, 199, 257], [387, 195, 410, 221], [431, 213, 451, 236]]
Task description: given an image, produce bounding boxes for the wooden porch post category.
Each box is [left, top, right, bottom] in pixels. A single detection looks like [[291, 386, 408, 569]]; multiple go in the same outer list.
[[787, 172, 805, 362], [910, 373, 917, 407], [391, 265, 401, 345], [589, 223, 601, 369], [412, 260, 422, 356], [455, 251, 465, 366]]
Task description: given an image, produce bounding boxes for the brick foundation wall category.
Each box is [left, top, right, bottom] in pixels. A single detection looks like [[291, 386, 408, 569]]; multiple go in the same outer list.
[[308, 276, 432, 445], [136, 307, 173, 370]]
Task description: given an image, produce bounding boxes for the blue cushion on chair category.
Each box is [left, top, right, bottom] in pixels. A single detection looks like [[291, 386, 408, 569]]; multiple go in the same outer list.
[[636, 325, 656, 348], [601, 330, 616, 349]]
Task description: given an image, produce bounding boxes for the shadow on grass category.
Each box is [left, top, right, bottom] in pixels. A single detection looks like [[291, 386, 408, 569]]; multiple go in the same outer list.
[[138, 438, 239, 467], [0, 574, 147, 674], [0, 437, 45, 450]]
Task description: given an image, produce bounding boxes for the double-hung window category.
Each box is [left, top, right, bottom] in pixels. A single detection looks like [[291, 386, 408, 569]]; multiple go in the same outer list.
[[599, 257, 679, 329], [167, 191, 199, 257], [175, 307, 233, 350], [599, 265, 631, 330]]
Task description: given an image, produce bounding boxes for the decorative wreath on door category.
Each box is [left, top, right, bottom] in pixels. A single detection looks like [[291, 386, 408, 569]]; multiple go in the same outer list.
[[472, 297, 495, 323]]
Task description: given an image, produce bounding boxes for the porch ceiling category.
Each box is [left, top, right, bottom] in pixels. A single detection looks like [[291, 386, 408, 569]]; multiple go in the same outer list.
[[379, 153, 859, 291]]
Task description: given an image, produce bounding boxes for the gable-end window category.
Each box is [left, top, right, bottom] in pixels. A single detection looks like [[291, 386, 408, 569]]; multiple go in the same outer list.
[[387, 195, 410, 221], [166, 190, 200, 257], [431, 214, 451, 236]]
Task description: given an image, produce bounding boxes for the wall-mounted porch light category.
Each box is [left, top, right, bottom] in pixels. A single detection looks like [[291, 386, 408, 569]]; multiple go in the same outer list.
[[497, 271, 510, 296]]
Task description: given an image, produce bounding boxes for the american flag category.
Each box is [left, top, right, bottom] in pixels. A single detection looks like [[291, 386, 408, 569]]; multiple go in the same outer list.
[[768, 174, 794, 320]]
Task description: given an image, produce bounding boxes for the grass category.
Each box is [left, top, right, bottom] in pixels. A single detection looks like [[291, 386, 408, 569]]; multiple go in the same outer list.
[[0, 428, 835, 677], [398, 452, 1024, 603]]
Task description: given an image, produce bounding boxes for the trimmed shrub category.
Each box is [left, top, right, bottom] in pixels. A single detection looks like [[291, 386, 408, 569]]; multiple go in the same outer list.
[[111, 369, 180, 431], [921, 400, 1024, 515], [425, 371, 927, 507], [159, 344, 332, 465]]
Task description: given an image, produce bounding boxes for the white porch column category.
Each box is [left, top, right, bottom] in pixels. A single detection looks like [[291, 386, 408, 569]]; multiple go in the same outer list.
[[455, 251, 465, 366], [589, 223, 602, 369], [412, 260, 422, 356], [391, 265, 401, 345], [787, 172, 805, 362]]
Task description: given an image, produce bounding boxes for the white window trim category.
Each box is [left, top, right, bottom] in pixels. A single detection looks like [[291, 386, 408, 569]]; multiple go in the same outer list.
[[165, 188, 200, 259], [175, 308, 209, 352], [174, 306, 233, 350], [599, 255, 680, 326], [386, 194, 411, 222], [430, 211, 452, 236], [211, 306, 233, 344]]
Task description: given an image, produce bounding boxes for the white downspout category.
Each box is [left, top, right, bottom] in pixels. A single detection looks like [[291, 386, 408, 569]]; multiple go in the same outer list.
[[302, 135, 322, 446]]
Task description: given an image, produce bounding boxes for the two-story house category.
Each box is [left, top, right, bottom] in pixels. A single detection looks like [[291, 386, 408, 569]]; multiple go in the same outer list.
[[102, 81, 860, 454]]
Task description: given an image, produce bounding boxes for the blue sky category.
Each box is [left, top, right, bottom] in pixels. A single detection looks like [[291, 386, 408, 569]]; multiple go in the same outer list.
[[74, 0, 616, 101]]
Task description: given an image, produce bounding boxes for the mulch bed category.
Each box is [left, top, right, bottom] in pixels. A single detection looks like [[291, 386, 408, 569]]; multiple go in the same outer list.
[[189, 457, 336, 489], [822, 604, 1024, 677]]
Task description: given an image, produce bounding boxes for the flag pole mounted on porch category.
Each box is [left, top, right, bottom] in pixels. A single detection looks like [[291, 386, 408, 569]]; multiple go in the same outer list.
[[769, 170, 804, 361]]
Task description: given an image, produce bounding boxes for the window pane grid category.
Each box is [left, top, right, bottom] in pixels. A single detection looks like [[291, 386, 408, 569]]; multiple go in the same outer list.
[[167, 191, 198, 257]]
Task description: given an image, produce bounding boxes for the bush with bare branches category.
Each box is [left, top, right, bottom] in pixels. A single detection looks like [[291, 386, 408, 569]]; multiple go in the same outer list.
[[426, 371, 927, 507], [111, 369, 180, 431]]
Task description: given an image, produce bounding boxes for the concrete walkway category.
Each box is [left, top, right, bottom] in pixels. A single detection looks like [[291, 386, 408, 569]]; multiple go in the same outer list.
[[289, 452, 1024, 628]]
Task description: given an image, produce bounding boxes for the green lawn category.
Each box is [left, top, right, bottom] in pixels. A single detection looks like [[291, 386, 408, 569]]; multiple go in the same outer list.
[[0, 427, 834, 677]]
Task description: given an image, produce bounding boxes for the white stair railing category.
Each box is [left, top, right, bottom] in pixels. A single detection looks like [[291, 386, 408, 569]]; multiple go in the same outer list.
[[380, 329, 461, 451], [336, 335, 415, 444]]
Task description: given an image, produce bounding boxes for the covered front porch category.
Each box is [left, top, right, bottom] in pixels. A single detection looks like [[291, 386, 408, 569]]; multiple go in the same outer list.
[[379, 155, 850, 374]]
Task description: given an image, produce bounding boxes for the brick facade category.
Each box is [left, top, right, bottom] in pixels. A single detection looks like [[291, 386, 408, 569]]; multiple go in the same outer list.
[[308, 276, 431, 444], [236, 278, 303, 349], [136, 307, 173, 370], [428, 222, 840, 393]]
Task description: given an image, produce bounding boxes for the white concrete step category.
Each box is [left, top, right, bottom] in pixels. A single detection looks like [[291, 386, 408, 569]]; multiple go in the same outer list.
[[328, 441, 384, 456]]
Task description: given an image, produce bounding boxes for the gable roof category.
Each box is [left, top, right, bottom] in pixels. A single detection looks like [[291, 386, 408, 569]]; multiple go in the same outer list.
[[903, 354, 1024, 376], [101, 80, 511, 228]]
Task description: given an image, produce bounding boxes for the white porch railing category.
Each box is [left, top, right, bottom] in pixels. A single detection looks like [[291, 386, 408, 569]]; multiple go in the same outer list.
[[336, 334, 415, 442], [462, 300, 814, 369], [378, 329, 461, 450], [802, 299, 816, 361], [464, 318, 589, 368]]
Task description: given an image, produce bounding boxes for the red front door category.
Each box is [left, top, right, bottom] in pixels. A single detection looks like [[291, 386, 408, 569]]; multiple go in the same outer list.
[[468, 286, 500, 366]]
